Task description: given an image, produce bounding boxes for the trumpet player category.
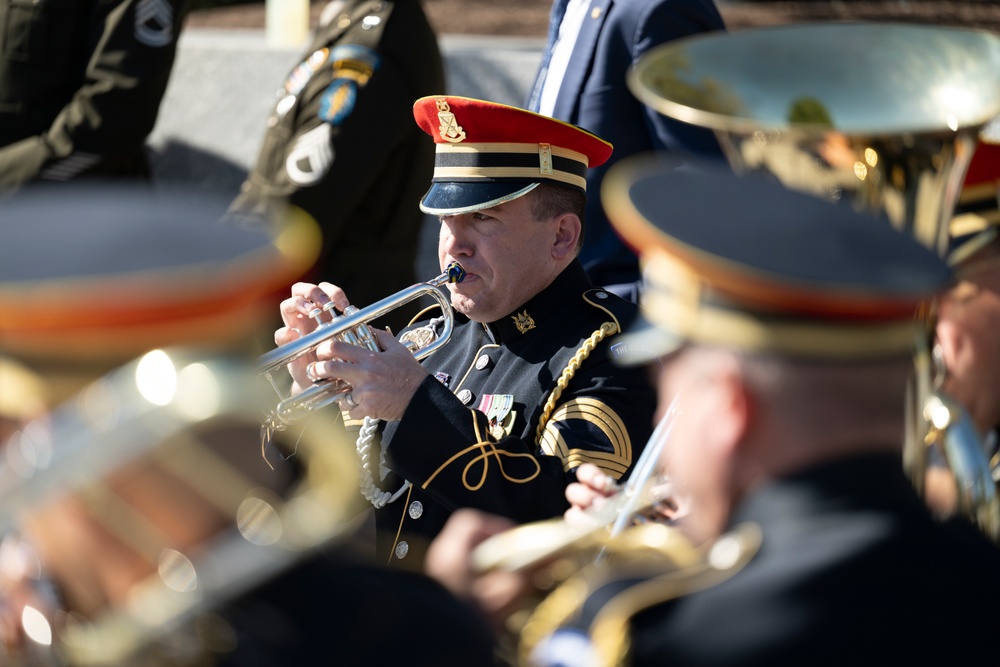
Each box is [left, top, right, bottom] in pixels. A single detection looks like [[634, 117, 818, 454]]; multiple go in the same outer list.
[[276, 96, 657, 569]]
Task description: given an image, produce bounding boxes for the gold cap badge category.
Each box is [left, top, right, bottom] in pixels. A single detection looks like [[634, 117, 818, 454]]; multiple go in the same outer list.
[[436, 98, 467, 144]]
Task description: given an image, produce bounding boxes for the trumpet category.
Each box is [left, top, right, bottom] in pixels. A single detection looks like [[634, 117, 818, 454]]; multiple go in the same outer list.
[[0, 348, 362, 665], [258, 262, 466, 430]]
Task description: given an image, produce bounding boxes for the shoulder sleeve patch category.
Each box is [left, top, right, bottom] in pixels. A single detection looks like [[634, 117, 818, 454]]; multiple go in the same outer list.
[[317, 45, 381, 126]]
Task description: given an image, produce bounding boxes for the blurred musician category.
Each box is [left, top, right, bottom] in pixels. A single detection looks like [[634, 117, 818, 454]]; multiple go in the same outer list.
[[433, 160, 1000, 666], [0, 185, 494, 665], [935, 141, 1000, 482]]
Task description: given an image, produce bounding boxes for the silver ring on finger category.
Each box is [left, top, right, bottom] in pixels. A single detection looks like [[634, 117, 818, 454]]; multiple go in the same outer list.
[[306, 362, 322, 383], [342, 393, 358, 409]]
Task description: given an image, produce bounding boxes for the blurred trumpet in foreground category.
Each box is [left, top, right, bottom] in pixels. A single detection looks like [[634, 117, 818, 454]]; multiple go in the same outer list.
[[0, 350, 361, 665], [0, 183, 360, 664], [472, 396, 682, 576]]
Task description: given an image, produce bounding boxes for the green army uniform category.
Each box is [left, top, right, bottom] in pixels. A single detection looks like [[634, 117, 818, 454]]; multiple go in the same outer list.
[[0, 0, 185, 188], [231, 0, 445, 323]]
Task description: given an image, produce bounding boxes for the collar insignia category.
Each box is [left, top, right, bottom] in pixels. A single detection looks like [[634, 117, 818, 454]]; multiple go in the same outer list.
[[512, 310, 536, 333], [436, 98, 466, 143]]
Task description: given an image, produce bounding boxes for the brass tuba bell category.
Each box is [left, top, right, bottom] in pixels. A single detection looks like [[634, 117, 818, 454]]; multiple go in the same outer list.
[[627, 22, 1000, 539]]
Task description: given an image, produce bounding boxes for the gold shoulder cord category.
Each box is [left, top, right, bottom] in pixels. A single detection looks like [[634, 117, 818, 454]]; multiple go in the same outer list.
[[533, 321, 619, 447]]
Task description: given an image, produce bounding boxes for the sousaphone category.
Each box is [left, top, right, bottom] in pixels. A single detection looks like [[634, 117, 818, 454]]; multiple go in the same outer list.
[[627, 22, 1000, 538]]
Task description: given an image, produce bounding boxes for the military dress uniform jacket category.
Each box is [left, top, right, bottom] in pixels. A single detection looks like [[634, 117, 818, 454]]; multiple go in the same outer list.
[[231, 0, 444, 324], [527, 0, 725, 290], [0, 0, 185, 188], [535, 452, 1000, 666], [369, 261, 657, 566]]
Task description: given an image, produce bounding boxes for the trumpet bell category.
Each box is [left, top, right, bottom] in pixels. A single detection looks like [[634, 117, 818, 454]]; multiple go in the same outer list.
[[629, 22, 1000, 256]]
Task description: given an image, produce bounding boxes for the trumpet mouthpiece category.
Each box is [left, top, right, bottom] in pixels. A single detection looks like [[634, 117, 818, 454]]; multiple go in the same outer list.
[[446, 261, 466, 284]]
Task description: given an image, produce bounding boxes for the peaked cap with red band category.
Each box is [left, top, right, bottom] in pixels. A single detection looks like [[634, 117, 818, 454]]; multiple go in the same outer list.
[[602, 156, 952, 362], [0, 184, 319, 400], [413, 95, 613, 216], [948, 139, 1000, 266]]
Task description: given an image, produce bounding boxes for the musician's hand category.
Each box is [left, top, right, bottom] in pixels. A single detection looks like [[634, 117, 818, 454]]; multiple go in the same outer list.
[[276, 282, 351, 392], [311, 328, 426, 421], [426, 509, 526, 636], [564, 463, 621, 527]]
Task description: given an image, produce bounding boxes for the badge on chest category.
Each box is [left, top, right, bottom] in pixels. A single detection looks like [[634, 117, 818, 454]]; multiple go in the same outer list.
[[478, 394, 517, 439]]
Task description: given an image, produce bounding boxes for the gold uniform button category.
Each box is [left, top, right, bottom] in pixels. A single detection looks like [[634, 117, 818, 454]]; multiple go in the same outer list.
[[475, 354, 490, 370]]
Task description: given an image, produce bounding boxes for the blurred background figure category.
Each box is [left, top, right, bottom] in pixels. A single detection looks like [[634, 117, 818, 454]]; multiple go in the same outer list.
[[0, 0, 187, 192], [931, 140, 1000, 509], [229, 0, 445, 333], [0, 185, 494, 665], [526, 0, 726, 298], [938, 139, 1000, 439]]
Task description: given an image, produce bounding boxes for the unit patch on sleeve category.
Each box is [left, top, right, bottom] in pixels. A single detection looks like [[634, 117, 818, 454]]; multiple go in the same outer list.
[[317, 45, 381, 126]]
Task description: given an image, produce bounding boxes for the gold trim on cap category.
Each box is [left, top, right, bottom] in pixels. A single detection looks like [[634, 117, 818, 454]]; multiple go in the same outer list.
[[436, 142, 589, 165], [958, 180, 1000, 206], [433, 166, 586, 190], [539, 143, 553, 175], [642, 285, 921, 358], [950, 211, 1000, 238]]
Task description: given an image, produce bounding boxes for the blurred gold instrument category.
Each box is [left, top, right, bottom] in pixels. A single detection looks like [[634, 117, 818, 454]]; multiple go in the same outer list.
[[628, 22, 1000, 539], [257, 262, 465, 431], [472, 396, 682, 575], [1, 349, 361, 665]]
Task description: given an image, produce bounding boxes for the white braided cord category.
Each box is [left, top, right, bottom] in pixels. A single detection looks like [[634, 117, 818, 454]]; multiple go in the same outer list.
[[356, 415, 410, 508]]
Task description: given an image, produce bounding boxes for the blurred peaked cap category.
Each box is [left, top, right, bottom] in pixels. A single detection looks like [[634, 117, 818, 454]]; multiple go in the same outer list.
[[601, 156, 953, 365], [0, 357, 47, 423], [0, 183, 321, 381], [413, 95, 613, 215], [948, 140, 1000, 267]]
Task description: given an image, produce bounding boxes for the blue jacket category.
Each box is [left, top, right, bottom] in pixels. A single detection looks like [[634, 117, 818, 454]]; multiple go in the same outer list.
[[528, 0, 726, 290]]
